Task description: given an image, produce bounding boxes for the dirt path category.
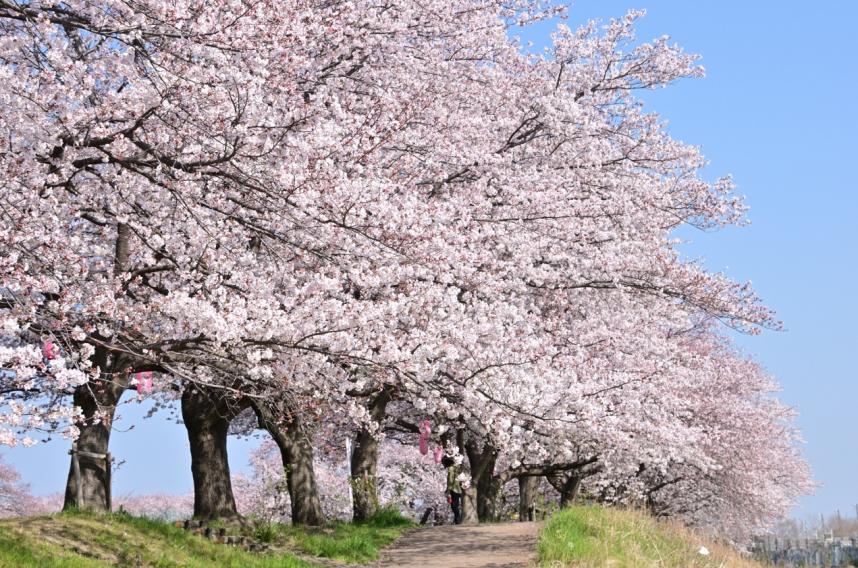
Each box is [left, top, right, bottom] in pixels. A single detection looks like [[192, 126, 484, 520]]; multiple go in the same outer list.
[[375, 522, 542, 568]]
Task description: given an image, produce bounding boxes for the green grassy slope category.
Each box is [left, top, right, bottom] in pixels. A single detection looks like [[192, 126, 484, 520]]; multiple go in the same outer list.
[[272, 507, 413, 563], [0, 509, 413, 568], [538, 506, 764, 568]]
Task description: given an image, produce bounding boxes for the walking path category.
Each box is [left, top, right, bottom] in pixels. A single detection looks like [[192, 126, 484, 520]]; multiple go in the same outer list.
[[375, 522, 542, 568]]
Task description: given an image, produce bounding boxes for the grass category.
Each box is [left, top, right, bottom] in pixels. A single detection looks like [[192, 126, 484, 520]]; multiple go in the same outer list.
[[0, 525, 103, 568], [270, 506, 415, 563], [538, 506, 764, 567], [0, 507, 413, 567]]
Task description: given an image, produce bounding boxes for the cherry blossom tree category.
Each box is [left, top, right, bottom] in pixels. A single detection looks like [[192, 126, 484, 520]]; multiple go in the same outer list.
[[0, 454, 42, 517], [587, 330, 814, 540], [0, 0, 810, 537], [0, 0, 561, 512]]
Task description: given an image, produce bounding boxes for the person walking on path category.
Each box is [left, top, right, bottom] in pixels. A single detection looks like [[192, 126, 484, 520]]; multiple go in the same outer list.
[[442, 456, 463, 524]]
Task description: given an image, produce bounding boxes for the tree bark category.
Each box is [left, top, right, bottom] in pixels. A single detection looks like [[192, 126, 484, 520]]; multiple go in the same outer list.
[[460, 485, 479, 524], [547, 471, 582, 509], [63, 378, 124, 511], [182, 385, 242, 522], [477, 470, 501, 521], [518, 475, 539, 521], [252, 399, 325, 526], [465, 438, 500, 522], [451, 429, 477, 524], [350, 387, 393, 522]]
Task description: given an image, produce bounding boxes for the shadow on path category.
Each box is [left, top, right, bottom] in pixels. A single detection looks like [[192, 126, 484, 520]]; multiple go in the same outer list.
[[376, 522, 542, 568]]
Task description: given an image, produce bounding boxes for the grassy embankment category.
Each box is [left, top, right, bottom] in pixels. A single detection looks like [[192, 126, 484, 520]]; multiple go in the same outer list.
[[0, 507, 412, 567], [538, 505, 764, 567]]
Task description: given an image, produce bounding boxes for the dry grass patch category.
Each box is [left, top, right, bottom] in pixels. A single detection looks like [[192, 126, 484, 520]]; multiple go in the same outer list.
[[538, 506, 764, 567]]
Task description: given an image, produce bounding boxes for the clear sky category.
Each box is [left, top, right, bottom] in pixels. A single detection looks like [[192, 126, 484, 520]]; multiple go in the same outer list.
[[4, 1, 857, 522]]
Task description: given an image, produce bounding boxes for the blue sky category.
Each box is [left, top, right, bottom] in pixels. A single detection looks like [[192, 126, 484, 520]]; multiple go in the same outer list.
[[5, 1, 857, 521]]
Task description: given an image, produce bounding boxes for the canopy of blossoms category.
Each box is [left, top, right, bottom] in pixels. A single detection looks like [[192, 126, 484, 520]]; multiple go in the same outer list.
[[0, 0, 810, 538]]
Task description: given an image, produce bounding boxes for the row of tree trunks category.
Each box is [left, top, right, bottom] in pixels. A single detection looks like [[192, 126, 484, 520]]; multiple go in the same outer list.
[[475, 470, 580, 522], [463, 433, 589, 523], [63, 378, 327, 524], [349, 387, 394, 522], [64, 381, 571, 524]]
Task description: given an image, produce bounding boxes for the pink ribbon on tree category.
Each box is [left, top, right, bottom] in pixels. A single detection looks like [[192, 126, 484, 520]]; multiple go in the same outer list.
[[418, 419, 431, 456], [135, 371, 154, 394], [42, 340, 58, 360]]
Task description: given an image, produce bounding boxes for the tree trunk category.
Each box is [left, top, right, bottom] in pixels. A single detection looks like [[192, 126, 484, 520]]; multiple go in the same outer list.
[[62, 222, 134, 512], [560, 482, 580, 508], [465, 438, 499, 522], [476, 471, 501, 522], [282, 418, 324, 526], [547, 471, 582, 509], [461, 485, 479, 524], [518, 475, 539, 521], [252, 399, 325, 526], [182, 385, 242, 522], [350, 387, 393, 522], [351, 428, 380, 522], [63, 379, 124, 511]]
